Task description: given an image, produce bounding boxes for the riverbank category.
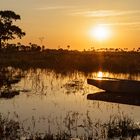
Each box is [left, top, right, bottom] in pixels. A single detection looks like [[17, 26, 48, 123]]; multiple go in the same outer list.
[[0, 50, 140, 73]]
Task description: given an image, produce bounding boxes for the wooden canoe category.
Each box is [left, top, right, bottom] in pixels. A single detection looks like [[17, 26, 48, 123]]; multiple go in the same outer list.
[[87, 78, 140, 93]]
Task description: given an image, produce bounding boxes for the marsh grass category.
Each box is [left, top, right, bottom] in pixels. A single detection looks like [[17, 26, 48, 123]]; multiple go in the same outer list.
[[106, 115, 140, 139], [0, 50, 140, 73], [0, 114, 21, 139], [0, 112, 140, 140]]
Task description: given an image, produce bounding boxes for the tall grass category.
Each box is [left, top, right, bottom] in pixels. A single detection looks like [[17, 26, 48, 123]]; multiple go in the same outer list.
[[0, 50, 140, 73], [0, 112, 140, 140]]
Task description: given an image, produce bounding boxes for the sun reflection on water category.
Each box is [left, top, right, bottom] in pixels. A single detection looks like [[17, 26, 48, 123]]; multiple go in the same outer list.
[[97, 71, 103, 78], [97, 71, 110, 79]]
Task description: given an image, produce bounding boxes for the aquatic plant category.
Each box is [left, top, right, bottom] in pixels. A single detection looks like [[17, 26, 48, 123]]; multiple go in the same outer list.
[[0, 112, 140, 140], [106, 115, 140, 139]]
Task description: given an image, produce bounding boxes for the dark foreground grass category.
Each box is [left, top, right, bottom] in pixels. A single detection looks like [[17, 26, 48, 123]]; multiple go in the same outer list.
[[0, 113, 140, 140], [0, 50, 140, 73]]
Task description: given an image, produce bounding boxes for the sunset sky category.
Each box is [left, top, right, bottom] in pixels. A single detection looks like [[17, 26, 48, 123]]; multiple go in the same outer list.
[[1, 0, 140, 50]]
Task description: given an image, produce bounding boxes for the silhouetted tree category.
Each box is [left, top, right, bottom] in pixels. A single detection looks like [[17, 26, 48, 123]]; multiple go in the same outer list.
[[30, 43, 41, 52], [0, 10, 25, 49], [67, 45, 70, 50], [42, 45, 45, 51]]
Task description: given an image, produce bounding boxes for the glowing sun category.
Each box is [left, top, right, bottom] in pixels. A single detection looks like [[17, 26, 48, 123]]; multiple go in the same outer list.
[[90, 25, 111, 41]]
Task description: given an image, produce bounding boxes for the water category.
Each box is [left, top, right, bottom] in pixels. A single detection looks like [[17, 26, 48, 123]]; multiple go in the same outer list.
[[0, 67, 140, 137]]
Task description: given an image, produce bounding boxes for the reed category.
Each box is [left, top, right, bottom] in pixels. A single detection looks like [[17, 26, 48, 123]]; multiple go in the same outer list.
[[0, 50, 140, 73], [0, 112, 140, 140]]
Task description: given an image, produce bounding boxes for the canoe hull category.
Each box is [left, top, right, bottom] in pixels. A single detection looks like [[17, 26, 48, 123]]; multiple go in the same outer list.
[[87, 78, 140, 93]]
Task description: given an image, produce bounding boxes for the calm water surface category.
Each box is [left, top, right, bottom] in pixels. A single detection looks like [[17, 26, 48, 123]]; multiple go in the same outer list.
[[0, 68, 140, 134]]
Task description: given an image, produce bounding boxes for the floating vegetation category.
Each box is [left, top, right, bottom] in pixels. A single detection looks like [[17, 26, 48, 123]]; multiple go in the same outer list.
[[64, 80, 84, 94], [0, 90, 19, 99]]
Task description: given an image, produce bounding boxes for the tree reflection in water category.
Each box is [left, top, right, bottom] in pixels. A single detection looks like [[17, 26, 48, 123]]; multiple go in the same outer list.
[[0, 67, 23, 98]]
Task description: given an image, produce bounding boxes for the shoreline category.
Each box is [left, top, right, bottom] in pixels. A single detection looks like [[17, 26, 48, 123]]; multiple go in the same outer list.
[[0, 50, 140, 73]]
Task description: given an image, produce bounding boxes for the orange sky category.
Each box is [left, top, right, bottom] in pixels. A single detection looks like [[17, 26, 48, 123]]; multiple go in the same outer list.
[[1, 0, 140, 50]]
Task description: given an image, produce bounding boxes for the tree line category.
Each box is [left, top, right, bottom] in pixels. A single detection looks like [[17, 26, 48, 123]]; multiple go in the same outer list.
[[1, 10, 140, 53]]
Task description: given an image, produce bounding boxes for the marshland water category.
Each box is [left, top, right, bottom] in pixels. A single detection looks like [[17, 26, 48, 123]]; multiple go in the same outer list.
[[0, 67, 140, 139]]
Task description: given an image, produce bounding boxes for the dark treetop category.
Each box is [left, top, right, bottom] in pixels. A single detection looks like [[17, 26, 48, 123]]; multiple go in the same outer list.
[[0, 10, 25, 48]]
